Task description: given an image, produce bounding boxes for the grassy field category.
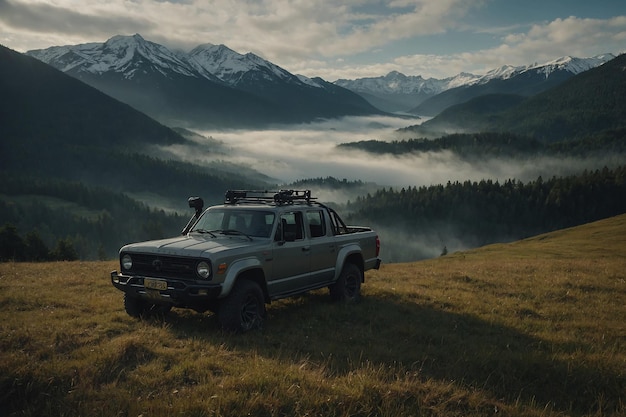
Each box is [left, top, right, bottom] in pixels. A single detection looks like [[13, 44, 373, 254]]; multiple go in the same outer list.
[[1, 215, 625, 417]]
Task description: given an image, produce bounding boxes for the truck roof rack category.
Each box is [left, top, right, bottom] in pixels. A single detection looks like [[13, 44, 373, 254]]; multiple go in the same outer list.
[[224, 189, 316, 205]]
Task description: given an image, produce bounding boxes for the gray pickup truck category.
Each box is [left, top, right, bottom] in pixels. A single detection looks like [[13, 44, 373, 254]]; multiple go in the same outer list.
[[111, 190, 381, 332]]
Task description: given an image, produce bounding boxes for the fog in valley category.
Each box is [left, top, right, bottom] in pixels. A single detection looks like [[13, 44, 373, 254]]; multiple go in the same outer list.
[[162, 115, 616, 198], [156, 115, 620, 262]]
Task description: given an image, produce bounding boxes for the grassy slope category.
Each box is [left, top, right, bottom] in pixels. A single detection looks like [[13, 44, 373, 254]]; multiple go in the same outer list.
[[1, 214, 625, 417]]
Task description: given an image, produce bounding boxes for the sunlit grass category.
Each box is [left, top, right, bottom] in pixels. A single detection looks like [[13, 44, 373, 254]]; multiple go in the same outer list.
[[1, 214, 625, 416]]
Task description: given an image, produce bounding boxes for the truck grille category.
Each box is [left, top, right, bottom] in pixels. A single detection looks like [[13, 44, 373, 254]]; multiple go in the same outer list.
[[125, 253, 200, 280]]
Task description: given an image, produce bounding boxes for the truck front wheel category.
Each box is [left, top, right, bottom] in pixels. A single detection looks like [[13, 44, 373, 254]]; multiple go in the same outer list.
[[218, 280, 266, 333], [330, 263, 362, 302]]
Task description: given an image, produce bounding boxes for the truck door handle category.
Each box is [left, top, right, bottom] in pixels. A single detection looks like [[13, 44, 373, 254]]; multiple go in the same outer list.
[[302, 246, 310, 252]]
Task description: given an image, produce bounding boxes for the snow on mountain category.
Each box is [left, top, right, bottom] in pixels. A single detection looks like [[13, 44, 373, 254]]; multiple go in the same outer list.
[[471, 54, 616, 85], [27, 34, 198, 80], [336, 54, 615, 95], [335, 70, 486, 97], [28, 34, 312, 90], [185, 43, 297, 86], [336, 71, 439, 95], [526, 54, 616, 78], [295, 74, 324, 88]]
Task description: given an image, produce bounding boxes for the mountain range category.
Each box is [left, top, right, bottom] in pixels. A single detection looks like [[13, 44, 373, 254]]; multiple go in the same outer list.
[[26, 34, 382, 129], [25, 34, 616, 126], [336, 54, 615, 115]]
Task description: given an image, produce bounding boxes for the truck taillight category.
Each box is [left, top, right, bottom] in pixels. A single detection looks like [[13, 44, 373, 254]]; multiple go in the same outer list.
[[375, 235, 380, 257]]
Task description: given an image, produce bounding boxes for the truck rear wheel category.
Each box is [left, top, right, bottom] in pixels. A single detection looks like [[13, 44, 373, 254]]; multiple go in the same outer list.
[[330, 263, 362, 302], [218, 280, 265, 333]]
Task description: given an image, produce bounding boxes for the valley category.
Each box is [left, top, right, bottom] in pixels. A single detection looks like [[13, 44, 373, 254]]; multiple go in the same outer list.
[[1, 42, 625, 262]]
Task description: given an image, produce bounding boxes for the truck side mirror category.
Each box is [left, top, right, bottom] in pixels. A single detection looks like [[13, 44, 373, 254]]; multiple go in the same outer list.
[[188, 196, 204, 216]]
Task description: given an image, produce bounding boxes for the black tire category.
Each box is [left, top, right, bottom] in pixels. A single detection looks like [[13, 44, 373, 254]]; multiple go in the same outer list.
[[330, 263, 362, 302], [218, 280, 266, 333], [123, 294, 171, 318]]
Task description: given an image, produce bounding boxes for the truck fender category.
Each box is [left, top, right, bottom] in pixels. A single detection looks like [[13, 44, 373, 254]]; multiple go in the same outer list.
[[333, 244, 364, 281], [219, 257, 265, 298]]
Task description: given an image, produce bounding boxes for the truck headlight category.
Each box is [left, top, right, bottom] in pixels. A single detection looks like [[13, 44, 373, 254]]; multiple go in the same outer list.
[[196, 261, 211, 279], [121, 254, 133, 270]]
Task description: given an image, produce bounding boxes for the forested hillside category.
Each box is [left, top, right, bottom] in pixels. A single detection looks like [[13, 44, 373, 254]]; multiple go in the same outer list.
[[346, 166, 626, 261], [0, 175, 190, 260]]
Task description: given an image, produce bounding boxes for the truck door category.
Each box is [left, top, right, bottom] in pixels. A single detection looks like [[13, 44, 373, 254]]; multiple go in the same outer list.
[[306, 209, 336, 283], [267, 211, 311, 295]]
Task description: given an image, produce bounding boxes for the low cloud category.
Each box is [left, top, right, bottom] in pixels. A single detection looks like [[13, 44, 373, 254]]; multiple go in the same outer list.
[[158, 115, 622, 197]]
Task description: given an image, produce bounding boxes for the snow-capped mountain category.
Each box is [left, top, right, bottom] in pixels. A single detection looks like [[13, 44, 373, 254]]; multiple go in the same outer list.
[[186, 43, 300, 87], [473, 54, 615, 84], [28, 34, 205, 80], [26, 34, 380, 128], [334, 71, 484, 113], [335, 71, 481, 96], [335, 54, 615, 114]]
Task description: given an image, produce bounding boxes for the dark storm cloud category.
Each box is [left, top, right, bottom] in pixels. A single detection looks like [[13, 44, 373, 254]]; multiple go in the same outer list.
[[0, 0, 153, 38]]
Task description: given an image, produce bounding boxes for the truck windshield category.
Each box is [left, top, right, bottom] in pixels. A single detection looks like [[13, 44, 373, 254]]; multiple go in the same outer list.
[[192, 209, 276, 238]]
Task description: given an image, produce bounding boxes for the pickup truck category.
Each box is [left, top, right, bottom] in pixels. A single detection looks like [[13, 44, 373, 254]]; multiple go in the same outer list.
[[111, 190, 381, 332]]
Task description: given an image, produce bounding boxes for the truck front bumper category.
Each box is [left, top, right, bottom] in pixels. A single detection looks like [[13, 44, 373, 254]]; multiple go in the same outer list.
[[111, 270, 222, 310]]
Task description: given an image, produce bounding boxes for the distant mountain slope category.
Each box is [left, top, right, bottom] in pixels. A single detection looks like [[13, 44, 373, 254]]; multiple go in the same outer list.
[[27, 34, 382, 128], [0, 44, 267, 203], [495, 53, 626, 142], [0, 43, 184, 151], [335, 71, 481, 113], [335, 55, 613, 114], [411, 54, 626, 142], [409, 55, 614, 116]]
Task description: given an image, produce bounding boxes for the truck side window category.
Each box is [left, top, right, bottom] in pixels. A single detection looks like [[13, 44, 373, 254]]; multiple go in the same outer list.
[[276, 212, 304, 241], [306, 210, 326, 238]]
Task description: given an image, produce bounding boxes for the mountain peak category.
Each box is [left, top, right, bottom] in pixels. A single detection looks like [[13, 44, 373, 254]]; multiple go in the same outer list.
[[189, 43, 234, 55], [386, 70, 406, 78], [535, 53, 616, 75], [28, 33, 197, 79], [106, 33, 146, 44], [187, 43, 295, 85]]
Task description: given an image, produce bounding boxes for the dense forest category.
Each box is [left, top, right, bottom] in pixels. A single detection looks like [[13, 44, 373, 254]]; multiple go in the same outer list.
[[339, 130, 626, 160], [0, 175, 187, 261], [345, 166, 626, 262]]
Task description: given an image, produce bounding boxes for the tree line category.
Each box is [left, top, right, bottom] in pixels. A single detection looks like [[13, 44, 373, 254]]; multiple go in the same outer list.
[[0, 223, 80, 262], [338, 130, 626, 160], [345, 166, 626, 261]]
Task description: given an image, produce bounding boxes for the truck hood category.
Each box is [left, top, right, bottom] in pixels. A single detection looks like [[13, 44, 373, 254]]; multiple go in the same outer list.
[[120, 234, 267, 257]]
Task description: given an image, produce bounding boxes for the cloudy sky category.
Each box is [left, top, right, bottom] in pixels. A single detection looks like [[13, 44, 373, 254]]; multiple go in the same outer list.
[[1, 0, 625, 80]]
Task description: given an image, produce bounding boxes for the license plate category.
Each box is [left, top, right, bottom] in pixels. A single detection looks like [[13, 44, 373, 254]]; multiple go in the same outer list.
[[144, 278, 167, 290]]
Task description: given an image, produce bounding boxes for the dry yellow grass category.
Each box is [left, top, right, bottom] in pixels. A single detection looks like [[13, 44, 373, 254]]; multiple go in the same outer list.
[[1, 214, 625, 416]]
